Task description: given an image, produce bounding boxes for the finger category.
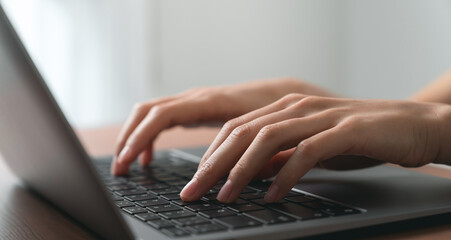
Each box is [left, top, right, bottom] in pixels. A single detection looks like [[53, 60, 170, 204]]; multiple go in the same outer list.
[[219, 113, 337, 203], [253, 148, 295, 179], [114, 95, 227, 175], [114, 96, 181, 157], [111, 97, 183, 175], [198, 94, 309, 170], [181, 101, 313, 202], [265, 126, 356, 202], [139, 142, 154, 166]]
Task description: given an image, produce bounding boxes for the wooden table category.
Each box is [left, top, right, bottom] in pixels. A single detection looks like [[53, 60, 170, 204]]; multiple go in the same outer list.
[[0, 126, 450, 240]]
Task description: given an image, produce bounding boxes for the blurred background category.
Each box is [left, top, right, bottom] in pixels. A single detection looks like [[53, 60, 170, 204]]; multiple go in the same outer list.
[[1, 0, 451, 128]]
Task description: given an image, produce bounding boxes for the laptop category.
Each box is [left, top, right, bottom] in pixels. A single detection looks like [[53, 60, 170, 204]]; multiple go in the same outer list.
[[1, 5, 451, 240]]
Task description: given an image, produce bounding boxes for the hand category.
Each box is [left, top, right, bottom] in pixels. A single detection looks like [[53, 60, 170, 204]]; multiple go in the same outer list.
[[111, 78, 335, 175], [180, 94, 451, 203]]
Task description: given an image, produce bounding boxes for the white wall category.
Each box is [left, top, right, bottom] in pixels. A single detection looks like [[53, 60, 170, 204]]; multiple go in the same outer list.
[[1, 0, 159, 127], [157, 0, 341, 95], [2, 0, 451, 127], [340, 0, 451, 99]]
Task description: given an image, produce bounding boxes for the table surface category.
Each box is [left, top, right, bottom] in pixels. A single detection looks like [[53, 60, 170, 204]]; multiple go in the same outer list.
[[0, 126, 450, 240]]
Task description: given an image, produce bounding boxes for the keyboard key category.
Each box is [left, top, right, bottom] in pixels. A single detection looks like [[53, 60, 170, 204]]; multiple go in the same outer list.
[[147, 218, 174, 229], [135, 212, 160, 221], [115, 189, 147, 196], [150, 186, 182, 195], [122, 206, 148, 215], [186, 203, 221, 212], [206, 188, 220, 194], [228, 198, 249, 205], [285, 195, 315, 204], [227, 203, 265, 213], [125, 193, 157, 201], [161, 227, 191, 237], [185, 223, 227, 234], [171, 199, 205, 206], [108, 183, 136, 191], [110, 194, 123, 201], [165, 179, 190, 186], [269, 203, 327, 220], [160, 193, 181, 201], [251, 198, 287, 206], [104, 179, 126, 186], [239, 192, 266, 200], [153, 175, 180, 182], [214, 215, 262, 229], [136, 198, 169, 207], [159, 210, 196, 219], [115, 200, 135, 208], [147, 204, 182, 213], [128, 176, 149, 182], [241, 187, 259, 194], [204, 199, 225, 207], [172, 216, 210, 226], [199, 208, 236, 218], [203, 193, 219, 201], [244, 209, 296, 225], [248, 180, 272, 191], [142, 183, 170, 190], [133, 179, 158, 185]]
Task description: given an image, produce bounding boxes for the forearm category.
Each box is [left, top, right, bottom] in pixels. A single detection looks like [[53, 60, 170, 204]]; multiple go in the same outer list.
[[410, 70, 451, 166], [435, 104, 451, 166], [411, 70, 451, 104]]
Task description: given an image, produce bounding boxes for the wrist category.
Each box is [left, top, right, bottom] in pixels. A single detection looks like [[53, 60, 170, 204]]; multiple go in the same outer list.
[[434, 104, 451, 166]]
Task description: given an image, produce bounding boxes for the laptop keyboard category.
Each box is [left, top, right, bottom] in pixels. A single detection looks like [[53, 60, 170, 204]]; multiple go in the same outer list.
[[94, 153, 363, 238]]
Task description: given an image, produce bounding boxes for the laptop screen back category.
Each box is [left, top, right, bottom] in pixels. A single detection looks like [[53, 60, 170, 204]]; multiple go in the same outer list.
[[0, 5, 133, 240]]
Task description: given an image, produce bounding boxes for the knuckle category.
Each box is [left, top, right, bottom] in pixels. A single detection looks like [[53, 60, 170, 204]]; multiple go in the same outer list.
[[278, 93, 304, 106], [223, 119, 241, 133], [198, 89, 224, 103], [230, 161, 248, 177], [149, 104, 168, 117], [257, 124, 279, 142], [296, 140, 318, 160], [189, 87, 215, 97], [230, 124, 252, 140], [339, 115, 362, 131], [291, 96, 319, 110], [196, 160, 214, 178], [132, 102, 149, 114]]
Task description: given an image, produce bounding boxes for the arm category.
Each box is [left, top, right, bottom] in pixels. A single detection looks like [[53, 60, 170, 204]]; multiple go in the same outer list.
[[411, 70, 451, 104], [181, 96, 451, 203]]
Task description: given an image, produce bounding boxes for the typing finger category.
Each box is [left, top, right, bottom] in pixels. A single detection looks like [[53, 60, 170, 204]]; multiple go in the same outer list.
[[217, 112, 337, 203], [181, 103, 308, 201], [113, 94, 228, 175], [198, 94, 309, 170], [265, 126, 356, 202]]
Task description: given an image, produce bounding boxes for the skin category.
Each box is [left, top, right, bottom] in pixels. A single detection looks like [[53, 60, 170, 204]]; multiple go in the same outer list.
[[111, 73, 451, 203]]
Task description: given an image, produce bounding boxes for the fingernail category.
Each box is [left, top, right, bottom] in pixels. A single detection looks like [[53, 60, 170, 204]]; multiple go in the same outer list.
[[118, 146, 131, 164], [265, 183, 280, 203], [217, 180, 233, 202], [181, 178, 199, 199]]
